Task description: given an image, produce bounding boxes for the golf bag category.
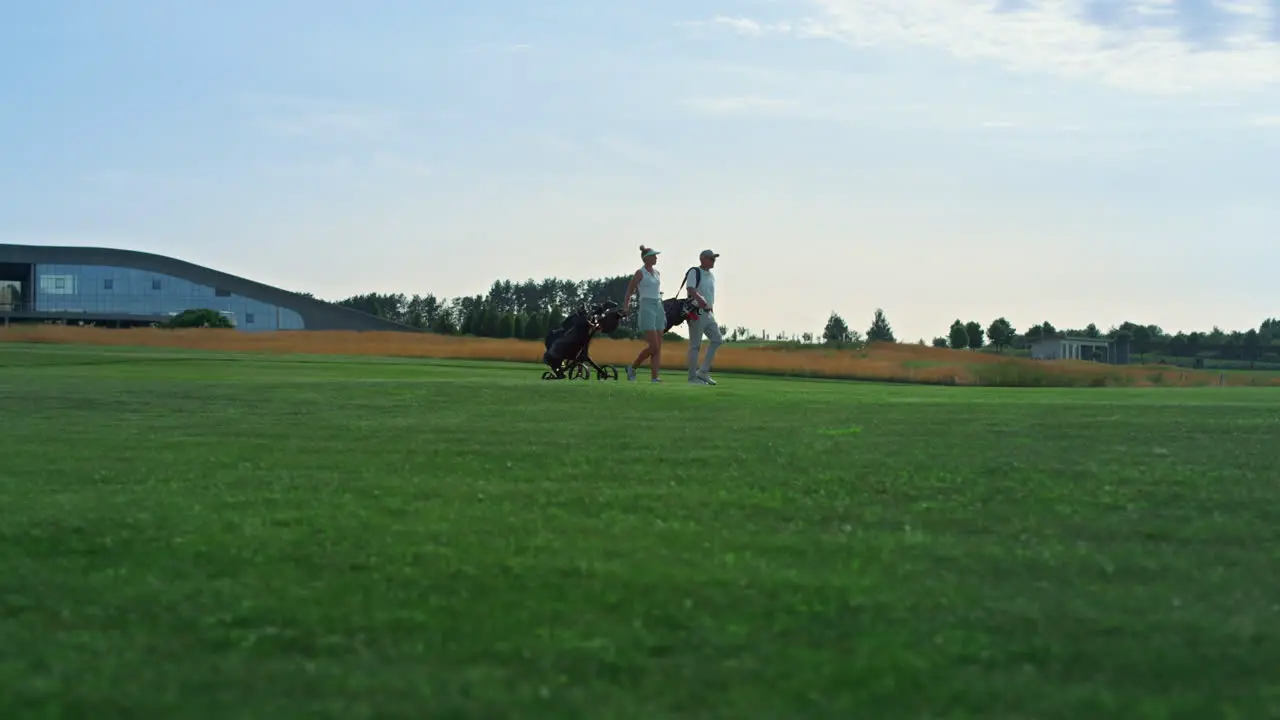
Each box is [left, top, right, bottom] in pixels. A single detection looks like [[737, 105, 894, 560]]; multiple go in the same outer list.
[[541, 300, 624, 380], [661, 297, 700, 332], [660, 266, 706, 332]]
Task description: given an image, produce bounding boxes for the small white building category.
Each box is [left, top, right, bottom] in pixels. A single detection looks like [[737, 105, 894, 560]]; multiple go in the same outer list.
[[1029, 335, 1121, 364]]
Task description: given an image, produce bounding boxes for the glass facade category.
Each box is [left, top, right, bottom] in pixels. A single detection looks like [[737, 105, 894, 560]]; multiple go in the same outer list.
[[32, 264, 305, 331], [0, 280, 19, 311]]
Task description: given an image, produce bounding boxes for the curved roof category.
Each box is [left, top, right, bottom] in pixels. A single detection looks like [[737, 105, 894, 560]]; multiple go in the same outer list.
[[0, 243, 421, 332]]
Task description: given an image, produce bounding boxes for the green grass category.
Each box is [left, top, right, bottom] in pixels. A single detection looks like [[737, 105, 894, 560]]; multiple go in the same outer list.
[[2, 344, 1279, 719]]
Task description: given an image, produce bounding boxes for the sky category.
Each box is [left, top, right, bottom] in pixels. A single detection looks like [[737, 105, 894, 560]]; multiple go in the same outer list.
[[2, 0, 1278, 341]]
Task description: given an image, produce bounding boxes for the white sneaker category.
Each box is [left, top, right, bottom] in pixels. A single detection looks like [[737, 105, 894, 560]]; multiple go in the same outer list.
[[689, 377, 707, 385], [696, 372, 717, 386]]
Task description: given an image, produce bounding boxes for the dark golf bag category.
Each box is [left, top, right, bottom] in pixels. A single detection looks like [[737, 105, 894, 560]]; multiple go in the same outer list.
[[660, 266, 708, 333], [541, 300, 623, 380], [662, 297, 700, 333]]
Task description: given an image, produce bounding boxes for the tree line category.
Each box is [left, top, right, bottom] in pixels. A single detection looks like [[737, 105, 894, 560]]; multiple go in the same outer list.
[[327, 274, 694, 342], [315, 274, 1278, 363], [819, 309, 1280, 363], [934, 317, 1280, 362]]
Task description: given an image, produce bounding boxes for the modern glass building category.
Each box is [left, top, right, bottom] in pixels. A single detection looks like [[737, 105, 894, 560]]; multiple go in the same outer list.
[[24, 263, 307, 330], [0, 244, 413, 332]]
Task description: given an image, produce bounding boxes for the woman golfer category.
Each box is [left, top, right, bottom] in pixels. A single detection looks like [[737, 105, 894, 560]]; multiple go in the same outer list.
[[623, 245, 664, 382]]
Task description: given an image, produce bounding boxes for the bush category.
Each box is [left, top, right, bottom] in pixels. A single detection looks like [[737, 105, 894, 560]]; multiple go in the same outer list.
[[164, 309, 234, 329]]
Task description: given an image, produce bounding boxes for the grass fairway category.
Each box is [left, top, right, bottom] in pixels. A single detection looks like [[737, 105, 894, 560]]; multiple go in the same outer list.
[[2, 344, 1278, 719]]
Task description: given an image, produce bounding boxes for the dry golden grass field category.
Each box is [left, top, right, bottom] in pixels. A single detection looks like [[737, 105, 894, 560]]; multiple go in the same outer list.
[[4, 324, 1276, 388]]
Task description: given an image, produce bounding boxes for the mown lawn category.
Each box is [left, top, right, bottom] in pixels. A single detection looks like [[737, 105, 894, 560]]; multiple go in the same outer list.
[[1, 344, 1278, 719]]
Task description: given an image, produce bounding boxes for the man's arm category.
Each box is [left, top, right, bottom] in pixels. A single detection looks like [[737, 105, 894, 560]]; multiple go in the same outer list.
[[686, 288, 709, 309]]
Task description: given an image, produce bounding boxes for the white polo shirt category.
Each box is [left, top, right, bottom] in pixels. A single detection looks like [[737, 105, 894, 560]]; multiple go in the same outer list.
[[685, 267, 715, 309]]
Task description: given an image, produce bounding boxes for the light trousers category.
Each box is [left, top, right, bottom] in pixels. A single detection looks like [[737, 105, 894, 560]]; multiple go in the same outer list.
[[687, 311, 723, 380]]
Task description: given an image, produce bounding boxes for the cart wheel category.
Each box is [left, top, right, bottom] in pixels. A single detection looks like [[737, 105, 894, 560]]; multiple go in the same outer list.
[[599, 366, 618, 381], [542, 371, 557, 380]]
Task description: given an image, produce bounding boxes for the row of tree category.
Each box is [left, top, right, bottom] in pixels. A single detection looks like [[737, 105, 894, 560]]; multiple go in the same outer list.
[[820, 309, 896, 347], [817, 309, 1280, 358], [316, 274, 1278, 362], [330, 276, 625, 339], [922, 317, 1280, 361], [329, 274, 703, 342]]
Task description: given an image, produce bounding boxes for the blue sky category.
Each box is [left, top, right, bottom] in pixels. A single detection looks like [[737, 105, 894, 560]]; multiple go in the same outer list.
[[2, 0, 1278, 341]]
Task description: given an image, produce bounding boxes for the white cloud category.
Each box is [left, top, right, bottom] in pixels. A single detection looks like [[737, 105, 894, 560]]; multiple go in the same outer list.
[[257, 110, 390, 139], [686, 15, 837, 39], [244, 96, 399, 141], [524, 133, 672, 169], [680, 95, 799, 114], [1246, 114, 1280, 126], [703, 1, 1280, 94], [592, 135, 671, 169], [372, 153, 434, 177], [713, 15, 772, 36]]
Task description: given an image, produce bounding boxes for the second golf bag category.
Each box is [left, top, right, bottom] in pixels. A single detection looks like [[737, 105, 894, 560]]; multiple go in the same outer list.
[[541, 300, 624, 380]]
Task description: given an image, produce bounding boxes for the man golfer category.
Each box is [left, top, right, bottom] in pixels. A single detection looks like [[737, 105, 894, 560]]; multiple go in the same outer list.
[[683, 249, 723, 385]]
